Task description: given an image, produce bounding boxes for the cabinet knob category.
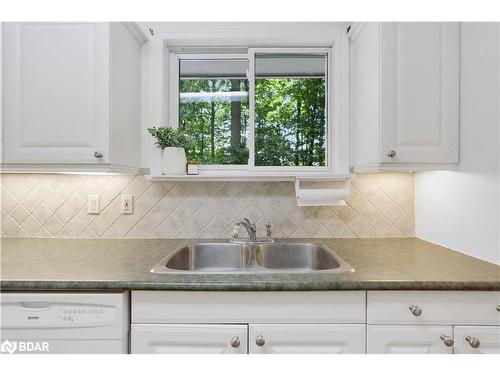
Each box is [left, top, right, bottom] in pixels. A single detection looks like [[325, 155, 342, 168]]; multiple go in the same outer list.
[[94, 151, 103, 159], [387, 150, 397, 158], [255, 334, 266, 347], [230, 336, 240, 348], [496, 305, 500, 312], [409, 304, 422, 316], [440, 335, 454, 347], [466, 336, 480, 348]]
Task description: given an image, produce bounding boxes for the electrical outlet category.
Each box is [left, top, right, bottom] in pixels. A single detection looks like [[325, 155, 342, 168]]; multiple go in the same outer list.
[[87, 194, 100, 214], [121, 195, 133, 214]]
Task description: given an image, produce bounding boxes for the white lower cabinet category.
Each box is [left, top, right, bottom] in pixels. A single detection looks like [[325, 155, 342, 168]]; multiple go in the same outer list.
[[131, 324, 248, 354], [249, 324, 366, 354], [130, 291, 500, 354], [131, 291, 366, 354], [367, 325, 453, 354], [366, 291, 500, 354], [454, 326, 500, 354]]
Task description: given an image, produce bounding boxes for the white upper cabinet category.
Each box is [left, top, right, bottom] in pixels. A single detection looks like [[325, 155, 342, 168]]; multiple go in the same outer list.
[[1, 22, 144, 173], [350, 22, 459, 171]]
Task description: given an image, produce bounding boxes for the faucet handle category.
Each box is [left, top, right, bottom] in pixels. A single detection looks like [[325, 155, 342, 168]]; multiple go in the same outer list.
[[232, 223, 240, 238], [265, 222, 273, 240]]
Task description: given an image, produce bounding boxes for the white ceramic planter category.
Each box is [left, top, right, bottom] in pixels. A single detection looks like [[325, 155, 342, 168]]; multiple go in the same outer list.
[[162, 147, 187, 175]]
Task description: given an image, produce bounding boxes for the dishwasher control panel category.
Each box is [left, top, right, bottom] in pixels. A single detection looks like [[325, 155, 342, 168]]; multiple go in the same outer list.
[[0, 294, 125, 328], [59, 303, 115, 324]]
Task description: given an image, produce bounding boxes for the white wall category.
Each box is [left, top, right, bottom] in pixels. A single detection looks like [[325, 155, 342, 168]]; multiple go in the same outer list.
[[1, 23, 3, 164], [415, 23, 500, 265]]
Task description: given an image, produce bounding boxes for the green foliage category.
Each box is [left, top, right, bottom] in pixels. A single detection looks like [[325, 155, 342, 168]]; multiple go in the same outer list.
[[255, 78, 326, 167], [147, 126, 192, 150], [180, 79, 249, 165], [179, 76, 326, 166]]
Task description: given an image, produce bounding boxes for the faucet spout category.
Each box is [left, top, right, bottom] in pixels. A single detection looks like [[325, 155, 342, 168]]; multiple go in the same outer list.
[[236, 218, 257, 241]]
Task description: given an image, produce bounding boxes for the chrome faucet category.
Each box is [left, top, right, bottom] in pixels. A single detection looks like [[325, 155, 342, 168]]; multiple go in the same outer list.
[[231, 218, 273, 243], [233, 218, 257, 241]]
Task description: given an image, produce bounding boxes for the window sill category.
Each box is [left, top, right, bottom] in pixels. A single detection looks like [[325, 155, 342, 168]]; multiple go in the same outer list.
[[146, 171, 353, 182]]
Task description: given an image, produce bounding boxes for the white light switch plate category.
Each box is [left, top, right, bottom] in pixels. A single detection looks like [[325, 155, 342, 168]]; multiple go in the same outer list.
[[121, 195, 133, 214], [87, 194, 100, 214]]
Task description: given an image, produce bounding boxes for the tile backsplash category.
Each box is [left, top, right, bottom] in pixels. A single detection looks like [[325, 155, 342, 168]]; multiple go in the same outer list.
[[0, 173, 414, 239]]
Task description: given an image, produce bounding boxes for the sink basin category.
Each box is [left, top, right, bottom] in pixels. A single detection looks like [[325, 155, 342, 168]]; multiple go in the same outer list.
[[151, 241, 354, 274], [159, 242, 246, 272], [255, 243, 344, 271]]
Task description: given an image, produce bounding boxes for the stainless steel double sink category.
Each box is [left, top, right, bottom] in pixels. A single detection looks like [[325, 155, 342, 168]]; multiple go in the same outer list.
[[151, 241, 354, 274]]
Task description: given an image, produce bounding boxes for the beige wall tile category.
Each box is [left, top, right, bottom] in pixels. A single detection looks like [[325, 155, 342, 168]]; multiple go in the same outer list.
[[20, 216, 41, 235], [44, 215, 64, 236], [10, 204, 30, 225], [1, 188, 18, 213], [1, 210, 20, 236], [0, 173, 415, 239], [32, 204, 53, 225]]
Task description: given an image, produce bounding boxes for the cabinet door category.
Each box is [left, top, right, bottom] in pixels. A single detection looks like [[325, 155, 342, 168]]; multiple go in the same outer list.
[[367, 325, 453, 354], [249, 324, 365, 354], [3, 22, 109, 163], [131, 324, 247, 354], [454, 326, 500, 354], [381, 22, 459, 164]]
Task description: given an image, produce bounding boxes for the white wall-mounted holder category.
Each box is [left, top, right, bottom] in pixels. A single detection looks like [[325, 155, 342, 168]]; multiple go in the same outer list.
[[295, 178, 351, 206]]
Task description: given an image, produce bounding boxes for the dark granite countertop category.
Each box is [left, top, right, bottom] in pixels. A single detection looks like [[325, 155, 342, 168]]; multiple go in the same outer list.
[[1, 237, 499, 291]]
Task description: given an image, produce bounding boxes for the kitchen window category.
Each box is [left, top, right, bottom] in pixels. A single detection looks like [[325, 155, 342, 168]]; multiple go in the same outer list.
[[171, 48, 333, 173], [178, 56, 250, 165]]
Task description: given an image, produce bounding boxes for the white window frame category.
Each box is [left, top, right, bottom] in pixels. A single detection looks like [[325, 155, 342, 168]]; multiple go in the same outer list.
[[166, 43, 347, 177], [248, 47, 332, 172], [169, 52, 250, 172]]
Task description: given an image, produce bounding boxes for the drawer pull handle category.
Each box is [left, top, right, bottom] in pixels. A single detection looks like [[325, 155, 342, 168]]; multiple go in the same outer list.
[[440, 335, 454, 347], [255, 335, 266, 347], [409, 304, 422, 316], [497, 305, 500, 312], [466, 336, 480, 348], [94, 151, 103, 159], [230, 336, 240, 348], [387, 150, 396, 158], [20, 302, 51, 311]]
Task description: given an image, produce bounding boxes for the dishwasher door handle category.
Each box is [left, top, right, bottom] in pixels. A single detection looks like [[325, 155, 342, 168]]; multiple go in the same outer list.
[[20, 302, 52, 311]]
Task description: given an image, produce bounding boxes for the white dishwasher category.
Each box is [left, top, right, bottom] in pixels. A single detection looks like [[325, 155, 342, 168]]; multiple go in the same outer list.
[[0, 292, 129, 354]]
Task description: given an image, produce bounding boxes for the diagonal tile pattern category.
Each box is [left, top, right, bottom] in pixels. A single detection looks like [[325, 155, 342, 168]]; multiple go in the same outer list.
[[0, 172, 415, 239]]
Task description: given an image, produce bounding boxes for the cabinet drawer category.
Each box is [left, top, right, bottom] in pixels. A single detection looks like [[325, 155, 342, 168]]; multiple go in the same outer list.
[[249, 324, 366, 354], [132, 291, 366, 324], [131, 324, 247, 354], [454, 326, 500, 354], [367, 291, 500, 325], [367, 325, 453, 354]]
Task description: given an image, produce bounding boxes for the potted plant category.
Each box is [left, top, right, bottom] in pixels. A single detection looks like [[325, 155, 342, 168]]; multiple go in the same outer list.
[[148, 126, 192, 175]]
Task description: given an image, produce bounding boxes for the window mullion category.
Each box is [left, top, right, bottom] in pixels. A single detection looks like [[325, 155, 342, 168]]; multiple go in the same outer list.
[[247, 49, 256, 170]]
